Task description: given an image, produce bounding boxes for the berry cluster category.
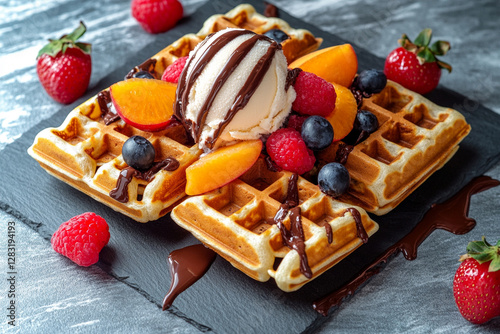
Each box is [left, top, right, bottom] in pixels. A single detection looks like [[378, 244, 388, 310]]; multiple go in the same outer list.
[[264, 68, 387, 198]]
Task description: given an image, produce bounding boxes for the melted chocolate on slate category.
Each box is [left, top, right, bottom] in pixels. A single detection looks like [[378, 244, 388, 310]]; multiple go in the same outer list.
[[312, 175, 500, 316], [273, 174, 313, 278], [162, 244, 216, 310], [97, 90, 120, 125], [125, 58, 157, 79], [175, 29, 282, 150], [109, 157, 180, 203]]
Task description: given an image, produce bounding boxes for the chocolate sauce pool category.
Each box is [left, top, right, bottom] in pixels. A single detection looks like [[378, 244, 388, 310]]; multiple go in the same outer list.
[[162, 244, 216, 310], [312, 175, 500, 316]]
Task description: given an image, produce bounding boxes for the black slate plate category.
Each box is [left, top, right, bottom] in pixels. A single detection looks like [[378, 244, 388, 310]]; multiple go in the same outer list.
[[2, 1, 500, 333]]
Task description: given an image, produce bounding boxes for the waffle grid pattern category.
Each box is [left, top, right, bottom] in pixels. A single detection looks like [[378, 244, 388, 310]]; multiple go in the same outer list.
[[171, 158, 378, 291]]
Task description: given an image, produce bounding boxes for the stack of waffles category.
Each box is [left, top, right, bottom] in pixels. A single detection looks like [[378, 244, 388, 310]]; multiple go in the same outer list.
[[28, 4, 470, 290]]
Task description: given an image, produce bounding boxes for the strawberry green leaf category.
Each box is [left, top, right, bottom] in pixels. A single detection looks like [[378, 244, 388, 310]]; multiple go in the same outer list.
[[36, 21, 91, 59], [414, 28, 432, 47], [398, 34, 412, 47], [430, 40, 451, 56], [467, 237, 500, 272], [75, 42, 92, 54], [416, 47, 436, 65], [65, 21, 86, 43], [437, 60, 452, 73], [490, 256, 500, 272]]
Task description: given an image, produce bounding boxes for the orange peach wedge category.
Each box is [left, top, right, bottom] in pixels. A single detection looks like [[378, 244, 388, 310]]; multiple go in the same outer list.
[[326, 83, 358, 142], [110, 78, 177, 132], [185, 140, 263, 196], [289, 44, 358, 88]]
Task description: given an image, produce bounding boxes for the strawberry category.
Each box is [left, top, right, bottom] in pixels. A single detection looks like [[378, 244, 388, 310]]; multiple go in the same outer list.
[[131, 0, 183, 34], [384, 28, 452, 95], [453, 237, 500, 324], [36, 21, 92, 104]]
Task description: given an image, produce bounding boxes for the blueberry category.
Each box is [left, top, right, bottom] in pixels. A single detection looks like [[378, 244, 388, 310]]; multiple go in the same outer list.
[[264, 29, 290, 43], [122, 136, 155, 171], [357, 69, 387, 95], [301, 115, 334, 151], [133, 71, 155, 79], [317, 163, 350, 197], [355, 110, 379, 133]]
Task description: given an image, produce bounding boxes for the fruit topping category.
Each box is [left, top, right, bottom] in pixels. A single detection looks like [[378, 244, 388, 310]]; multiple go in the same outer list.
[[185, 140, 262, 196], [289, 44, 358, 88], [51, 212, 110, 267], [301, 116, 334, 151], [266, 128, 315, 175], [36, 21, 92, 104], [317, 162, 350, 197], [453, 237, 500, 324], [356, 69, 387, 95], [384, 28, 451, 95], [122, 136, 156, 171], [110, 78, 177, 131], [325, 83, 358, 142], [344, 110, 379, 145], [286, 114, 308, 132], [131, 0, 184, 34], [264, 29, 290, 43], [292, 71, 336, 117], [132, 70, 155, 79], [161, 56, 188, 83]]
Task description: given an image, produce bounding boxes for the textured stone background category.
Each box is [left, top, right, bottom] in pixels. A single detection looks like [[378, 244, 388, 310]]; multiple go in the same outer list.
[[1, 0, 499, 333]]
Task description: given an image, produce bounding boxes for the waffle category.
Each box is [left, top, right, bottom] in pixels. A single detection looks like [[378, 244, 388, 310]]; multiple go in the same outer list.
[[27, 4, 322, 222], [171, 158, 379, 291], [318, 80, 471, 215]]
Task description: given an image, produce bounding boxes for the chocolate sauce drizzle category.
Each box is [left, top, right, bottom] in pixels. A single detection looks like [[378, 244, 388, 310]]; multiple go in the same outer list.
[[97, 90, 120, 125], [286, 68, 302, 91], [335, 143, 354, 165], [273, 174, 313, 278], [162, 244, 216, 310], [109, 157, 180, 203], [175, 29, 281, 149], [312, 175, 500, 316], [347, 207, 369, 244], [125, 58, 157, 79], [264, 2, 279, 17]]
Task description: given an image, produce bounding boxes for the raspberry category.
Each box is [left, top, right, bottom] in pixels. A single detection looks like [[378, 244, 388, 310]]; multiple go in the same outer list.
[[161, 56, 188, 83], [131, 0, 183, 34], [51, 212, 110, 267], [286, 114, 308, 132], [266, 128, 316, 174], [292, 71, 336, 117]]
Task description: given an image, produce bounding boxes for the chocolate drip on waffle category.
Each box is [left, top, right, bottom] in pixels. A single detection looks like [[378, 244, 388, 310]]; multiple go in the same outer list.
[[273, 174, 313, 279], [110, 158, 180, 203]]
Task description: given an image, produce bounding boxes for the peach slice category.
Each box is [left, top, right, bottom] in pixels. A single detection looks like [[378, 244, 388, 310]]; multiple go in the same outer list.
[[110, 78, 177, 132], [289, 44, 358, 87], [326, 83, 358, 142], [185, 140, 263, 196]]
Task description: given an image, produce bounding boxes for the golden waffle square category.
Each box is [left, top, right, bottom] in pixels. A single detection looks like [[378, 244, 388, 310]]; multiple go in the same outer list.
[[319, 80, 471, 215], [171, 158, 379, 291], [27, 4, 323, 222]]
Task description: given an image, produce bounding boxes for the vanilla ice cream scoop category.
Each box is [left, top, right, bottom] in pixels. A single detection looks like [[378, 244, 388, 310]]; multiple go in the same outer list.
[[174, 28, 296, 151]]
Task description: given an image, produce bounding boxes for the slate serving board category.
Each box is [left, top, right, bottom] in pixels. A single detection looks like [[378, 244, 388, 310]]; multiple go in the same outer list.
[[2, 0, 500, 333]]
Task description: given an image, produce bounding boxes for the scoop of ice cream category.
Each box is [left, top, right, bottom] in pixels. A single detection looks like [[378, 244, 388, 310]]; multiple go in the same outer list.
[[175, 28, 296, 151]]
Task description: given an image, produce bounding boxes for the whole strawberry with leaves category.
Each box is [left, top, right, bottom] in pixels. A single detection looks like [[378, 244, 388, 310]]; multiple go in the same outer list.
[[453, 237, 500, 324], [384, 28, 451, 95], [36, 21, 92, 104]]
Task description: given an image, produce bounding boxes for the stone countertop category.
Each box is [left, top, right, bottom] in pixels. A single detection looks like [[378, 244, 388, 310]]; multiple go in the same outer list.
[[1, 0, 499, 333]]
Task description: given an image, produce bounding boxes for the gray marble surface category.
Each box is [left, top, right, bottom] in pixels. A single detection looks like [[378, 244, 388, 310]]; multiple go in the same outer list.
[[1, 0, 499, 333]]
